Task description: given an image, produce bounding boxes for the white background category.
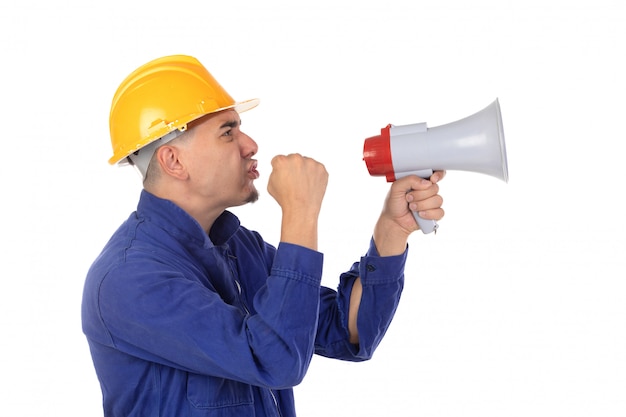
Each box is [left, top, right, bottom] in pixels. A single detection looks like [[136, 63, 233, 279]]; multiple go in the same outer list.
[[1, 1, 624, 416]]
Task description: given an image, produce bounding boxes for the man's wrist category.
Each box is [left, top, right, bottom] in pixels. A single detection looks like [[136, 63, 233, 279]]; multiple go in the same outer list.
[[372, 218, 410, 257]]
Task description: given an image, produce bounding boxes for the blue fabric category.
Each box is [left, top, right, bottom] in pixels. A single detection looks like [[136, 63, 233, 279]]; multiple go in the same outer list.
[[82, 190, 406, 416]]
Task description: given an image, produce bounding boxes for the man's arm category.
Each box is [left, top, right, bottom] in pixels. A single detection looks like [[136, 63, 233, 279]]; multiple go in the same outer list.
[[347, 171, 446, 344]]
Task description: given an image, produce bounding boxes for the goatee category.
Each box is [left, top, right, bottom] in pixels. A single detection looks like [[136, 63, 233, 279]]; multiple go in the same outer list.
[[246, 189, 259, 204]]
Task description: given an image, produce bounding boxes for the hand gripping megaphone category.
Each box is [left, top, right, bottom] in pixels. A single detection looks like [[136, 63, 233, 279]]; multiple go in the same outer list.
[[363, 99, 509, 234]]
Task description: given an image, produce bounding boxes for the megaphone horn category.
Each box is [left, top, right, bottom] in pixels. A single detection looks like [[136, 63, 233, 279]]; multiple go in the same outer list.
[[363, 98, 509, 234]]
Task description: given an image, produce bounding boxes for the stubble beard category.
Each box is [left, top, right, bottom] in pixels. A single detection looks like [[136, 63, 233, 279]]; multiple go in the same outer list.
[[245, 187, 259, 204]]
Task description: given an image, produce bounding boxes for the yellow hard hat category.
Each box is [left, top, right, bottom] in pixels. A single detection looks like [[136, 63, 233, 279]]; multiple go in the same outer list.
[[108, 54, 259, 165]]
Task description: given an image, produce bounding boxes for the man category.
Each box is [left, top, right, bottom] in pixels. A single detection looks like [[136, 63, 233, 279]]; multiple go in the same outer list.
[[82, 54, 444, 417]]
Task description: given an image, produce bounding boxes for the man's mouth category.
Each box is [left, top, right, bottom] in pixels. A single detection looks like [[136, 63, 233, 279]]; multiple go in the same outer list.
[[248, 161, 259, 179]]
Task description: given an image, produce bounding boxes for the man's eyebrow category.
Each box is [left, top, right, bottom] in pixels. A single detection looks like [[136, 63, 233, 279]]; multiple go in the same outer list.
[[220, 119, 240, 129]]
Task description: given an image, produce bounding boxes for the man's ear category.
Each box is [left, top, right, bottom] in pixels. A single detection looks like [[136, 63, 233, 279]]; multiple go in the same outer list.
[[155, 145, 188, 180]]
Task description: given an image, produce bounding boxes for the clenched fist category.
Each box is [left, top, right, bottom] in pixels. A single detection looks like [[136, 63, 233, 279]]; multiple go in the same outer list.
[[267, 154, 329, 250]]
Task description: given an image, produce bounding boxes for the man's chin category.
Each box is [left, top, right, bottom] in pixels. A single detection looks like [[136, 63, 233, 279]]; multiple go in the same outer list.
[[245, 189, 259, 204]]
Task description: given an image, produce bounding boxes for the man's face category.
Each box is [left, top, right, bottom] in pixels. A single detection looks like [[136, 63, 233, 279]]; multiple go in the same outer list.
[[181, 109, 260, 209]]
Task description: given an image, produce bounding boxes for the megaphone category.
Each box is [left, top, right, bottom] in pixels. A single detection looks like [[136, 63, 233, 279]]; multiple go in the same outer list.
[[363, 99, 509, 234]]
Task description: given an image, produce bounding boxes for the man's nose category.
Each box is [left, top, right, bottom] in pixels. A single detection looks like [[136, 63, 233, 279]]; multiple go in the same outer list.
[[241, 132, 258, 157]]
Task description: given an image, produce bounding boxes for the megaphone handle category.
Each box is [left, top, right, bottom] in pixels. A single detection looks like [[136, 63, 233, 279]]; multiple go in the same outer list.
[[397, 168, 439, 234], [412, 211, 438, 234]]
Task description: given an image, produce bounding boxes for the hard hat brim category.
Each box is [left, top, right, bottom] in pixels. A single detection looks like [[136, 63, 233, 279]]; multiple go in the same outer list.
[[233, 98, 260, 114]]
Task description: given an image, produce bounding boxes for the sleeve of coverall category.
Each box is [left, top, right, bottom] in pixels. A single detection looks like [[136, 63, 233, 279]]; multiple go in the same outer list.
[[314, 238, 407, 360]]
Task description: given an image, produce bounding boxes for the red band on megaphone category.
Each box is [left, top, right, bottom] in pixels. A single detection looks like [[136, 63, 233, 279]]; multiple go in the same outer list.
[[363, 124, 395, 181]]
